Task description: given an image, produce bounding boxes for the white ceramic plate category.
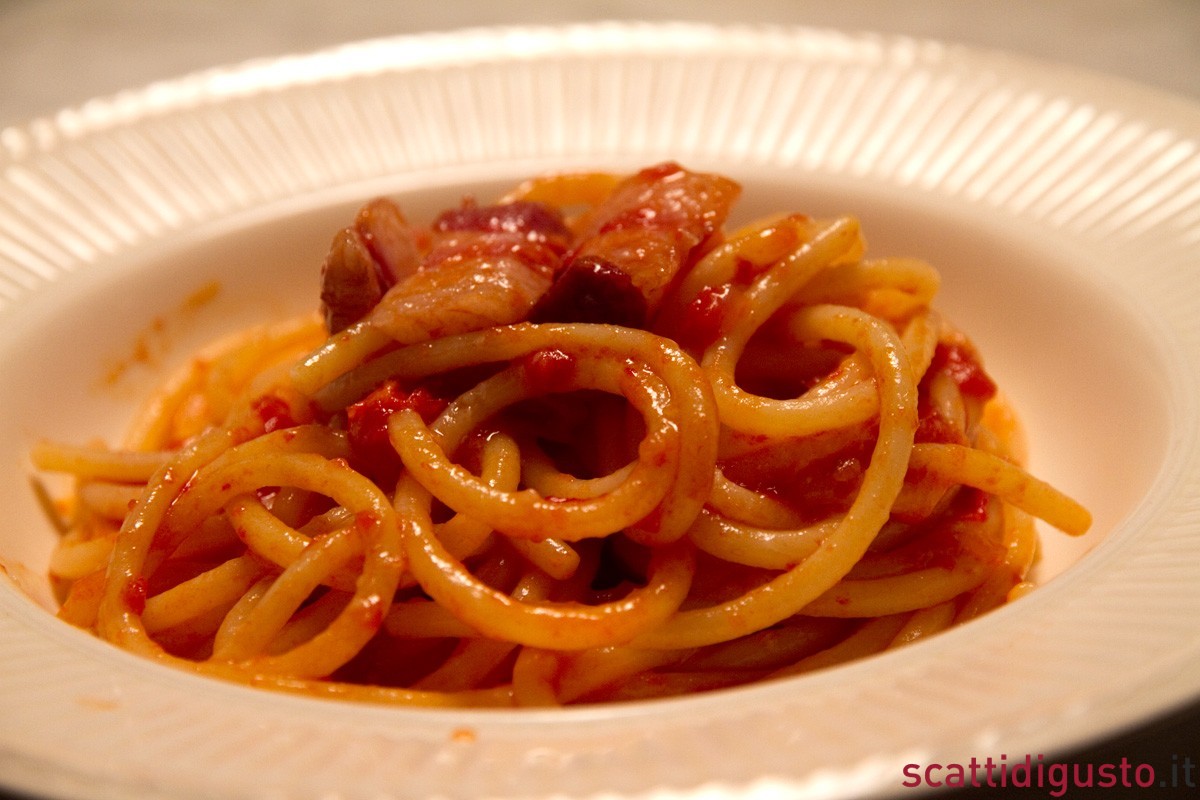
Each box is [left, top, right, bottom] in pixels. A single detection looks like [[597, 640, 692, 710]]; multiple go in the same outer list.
[[1, 22, 1199, 800]]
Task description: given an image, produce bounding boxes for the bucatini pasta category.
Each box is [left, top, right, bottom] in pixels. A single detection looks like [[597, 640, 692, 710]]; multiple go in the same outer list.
[[32, 162, 1090, 706]]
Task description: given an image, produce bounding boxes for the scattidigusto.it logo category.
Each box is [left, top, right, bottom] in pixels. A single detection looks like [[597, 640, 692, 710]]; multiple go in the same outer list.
[[901, 753, 1197, 797]]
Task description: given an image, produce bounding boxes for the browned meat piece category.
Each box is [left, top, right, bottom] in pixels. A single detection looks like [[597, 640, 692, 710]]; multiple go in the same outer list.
[[366, 200, 571, 344], [320, 198, 420, 333], [537, 162, 740, 325]]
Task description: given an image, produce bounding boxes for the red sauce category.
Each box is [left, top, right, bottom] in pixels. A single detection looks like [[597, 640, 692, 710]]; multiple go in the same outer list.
[[677, 284, 733, 351], [914, 406, 966, 445], [929, 341, 997, 400], [521, 348, 578, 395], [914, 339, 1000, 445], [720, 436, 873, 523], [122, 577, 148, 615], [911, 526, 962, 572], [634, 504, 664, 536], [354, 510, 380, 534], [347, 381, 448, 484], [895, 489, 996, 571], [734, 256, 766, 284], [251, 394, 295, 433], [950, 487, 991, 523]]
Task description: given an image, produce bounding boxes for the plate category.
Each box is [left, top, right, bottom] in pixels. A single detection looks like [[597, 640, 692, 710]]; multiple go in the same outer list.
[[1, 22, 1199, 800]]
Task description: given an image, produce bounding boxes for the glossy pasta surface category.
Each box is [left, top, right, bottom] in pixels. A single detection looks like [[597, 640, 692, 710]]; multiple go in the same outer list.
[[33, 163, 1090, 706]]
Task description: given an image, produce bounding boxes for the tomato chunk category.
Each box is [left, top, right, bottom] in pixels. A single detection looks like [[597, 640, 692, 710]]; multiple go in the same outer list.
[[346, 381, 447, 484]]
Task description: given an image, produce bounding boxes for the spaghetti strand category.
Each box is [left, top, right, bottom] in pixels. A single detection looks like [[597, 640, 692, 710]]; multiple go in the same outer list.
[[33, 163, 1090, 705]]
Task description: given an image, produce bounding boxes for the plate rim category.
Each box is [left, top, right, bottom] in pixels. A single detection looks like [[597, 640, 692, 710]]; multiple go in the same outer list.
[[2, 20, 1200, 800]]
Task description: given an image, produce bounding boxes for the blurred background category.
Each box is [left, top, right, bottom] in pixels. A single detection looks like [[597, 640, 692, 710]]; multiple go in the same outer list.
[[2, 0, 1198, 125], [1, 1, 1198, 798]]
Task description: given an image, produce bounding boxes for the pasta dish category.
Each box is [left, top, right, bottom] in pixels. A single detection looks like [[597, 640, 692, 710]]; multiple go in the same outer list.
[[32, 162, 1090, 706]]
